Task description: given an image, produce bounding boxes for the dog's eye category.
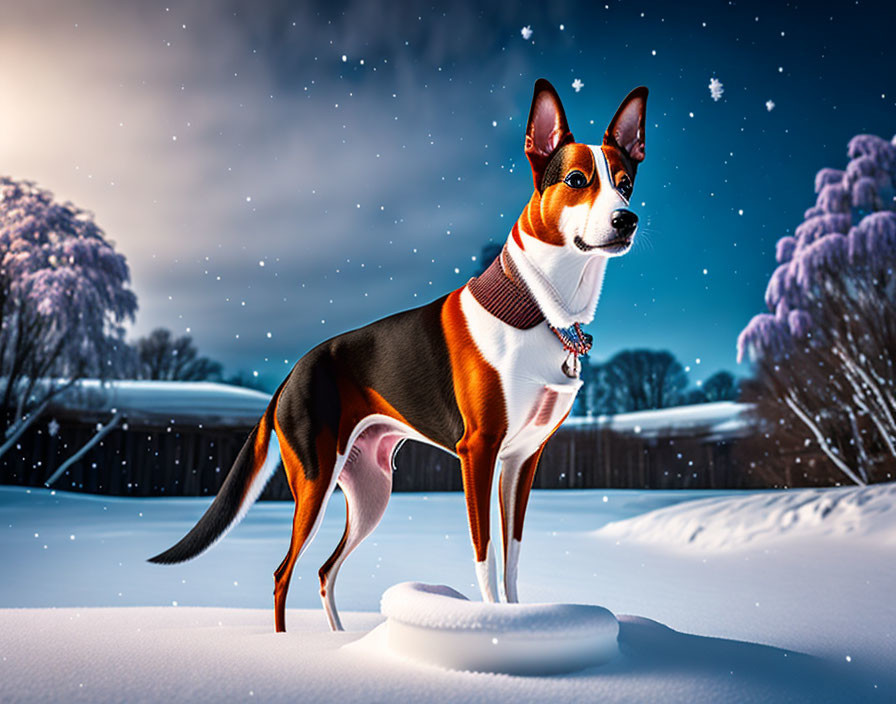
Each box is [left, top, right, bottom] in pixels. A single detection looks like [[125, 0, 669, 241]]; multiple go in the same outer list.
[[617, 175, 633, 199], [564, 171, 588, 189]]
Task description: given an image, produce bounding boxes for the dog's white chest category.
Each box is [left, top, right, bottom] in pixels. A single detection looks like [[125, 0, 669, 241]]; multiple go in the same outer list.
[[459, 287, 581, 460]]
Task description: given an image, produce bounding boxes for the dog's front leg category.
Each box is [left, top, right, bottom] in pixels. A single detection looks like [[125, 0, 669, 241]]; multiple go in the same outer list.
[[498, 446, 545, 603], [457, 431, 501, 602]]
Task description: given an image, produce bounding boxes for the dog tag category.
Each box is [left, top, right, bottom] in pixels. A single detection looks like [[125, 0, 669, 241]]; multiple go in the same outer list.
[[561, 353, 580, 379]]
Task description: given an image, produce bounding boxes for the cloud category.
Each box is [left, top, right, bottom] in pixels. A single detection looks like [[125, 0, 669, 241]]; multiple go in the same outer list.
[[0, 1, 546, 382]]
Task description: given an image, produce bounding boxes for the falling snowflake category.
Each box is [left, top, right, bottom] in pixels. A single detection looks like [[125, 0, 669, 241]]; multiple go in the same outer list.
[[520, 25, 533, 40], [766, 99, 775, 112], [708, 77, 724, 102], [571, 78, 584, 93], [47, 418, 60, 437]]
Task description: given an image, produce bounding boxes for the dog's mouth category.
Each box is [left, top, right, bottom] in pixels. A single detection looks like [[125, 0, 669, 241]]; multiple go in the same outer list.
[[574, 235, 633, 253]]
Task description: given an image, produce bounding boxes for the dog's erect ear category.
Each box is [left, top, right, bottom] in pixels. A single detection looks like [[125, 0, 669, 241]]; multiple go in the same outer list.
[[604, 87, 648, 165], [525, 79, 574, 192]]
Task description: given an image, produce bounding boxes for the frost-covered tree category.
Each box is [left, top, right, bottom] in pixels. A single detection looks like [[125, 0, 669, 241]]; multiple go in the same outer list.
[[738, 134, 896, 485], [0, 177, 137, 443], [131, 328, 222, 381]]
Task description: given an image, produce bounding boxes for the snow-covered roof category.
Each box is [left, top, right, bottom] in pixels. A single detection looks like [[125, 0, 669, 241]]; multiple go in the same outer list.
[[563, 401, 754, 440], [46, 382, 751, 436], [49, 379, 271, 426]]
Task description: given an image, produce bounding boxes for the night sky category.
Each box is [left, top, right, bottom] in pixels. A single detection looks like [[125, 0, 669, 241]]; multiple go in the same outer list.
[[1, 0, 893, 390]]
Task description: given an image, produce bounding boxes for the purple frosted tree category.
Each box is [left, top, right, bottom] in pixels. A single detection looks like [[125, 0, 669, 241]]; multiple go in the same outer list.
[[0, 176, 137, 446], [738, 134, 896, 485]]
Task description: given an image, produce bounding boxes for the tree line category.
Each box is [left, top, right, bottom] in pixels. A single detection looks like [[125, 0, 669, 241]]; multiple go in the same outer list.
[[122, 329, 741, 417], [575, 353, 737, 416]]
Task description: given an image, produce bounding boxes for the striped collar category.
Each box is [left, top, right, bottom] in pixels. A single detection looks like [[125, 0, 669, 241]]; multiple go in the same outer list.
[[467, 246, 544, 329]]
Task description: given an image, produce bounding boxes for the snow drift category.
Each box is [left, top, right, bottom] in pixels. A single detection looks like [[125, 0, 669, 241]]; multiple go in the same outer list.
[[358, 582, 618, 675], [597, 482, 896, 550]]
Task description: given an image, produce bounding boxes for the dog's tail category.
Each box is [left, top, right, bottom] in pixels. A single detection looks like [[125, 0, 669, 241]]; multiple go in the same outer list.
[[147, 381, 286, 565]]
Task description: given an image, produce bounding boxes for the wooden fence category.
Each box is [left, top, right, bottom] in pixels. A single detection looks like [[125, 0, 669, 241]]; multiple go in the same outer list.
[[391, 424, 769, 493], [0, 411, 791, 498]]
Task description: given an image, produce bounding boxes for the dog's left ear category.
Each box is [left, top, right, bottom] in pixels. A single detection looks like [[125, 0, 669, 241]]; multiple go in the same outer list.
[[525, 79, 575, 192], [604, 87, 648, 165]]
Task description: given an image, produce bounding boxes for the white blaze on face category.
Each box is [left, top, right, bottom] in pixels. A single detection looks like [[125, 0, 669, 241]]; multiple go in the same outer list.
[[557, 146, 631, 253], [557, 202, 589, 242]]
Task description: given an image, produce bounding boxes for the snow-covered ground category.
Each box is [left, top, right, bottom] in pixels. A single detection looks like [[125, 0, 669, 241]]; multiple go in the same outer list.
[[2, 484, 894, 702]]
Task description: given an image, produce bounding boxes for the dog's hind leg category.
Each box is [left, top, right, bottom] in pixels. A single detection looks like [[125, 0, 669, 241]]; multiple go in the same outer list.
[[271, 349, 347, 633], [498, 447, 544, 603], [274, 387, 338, 632], [318, 424, 399, 631], [273, 449, 339, 632]]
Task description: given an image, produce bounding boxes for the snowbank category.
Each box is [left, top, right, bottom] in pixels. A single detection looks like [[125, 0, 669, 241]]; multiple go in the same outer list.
[[362, 582, 617, 674], [597, 482, 896, 550]]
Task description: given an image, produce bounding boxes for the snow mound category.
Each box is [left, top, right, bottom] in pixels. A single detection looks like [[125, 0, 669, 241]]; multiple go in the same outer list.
[[368, 582, 618, 675], [597, 482, 896, 550]]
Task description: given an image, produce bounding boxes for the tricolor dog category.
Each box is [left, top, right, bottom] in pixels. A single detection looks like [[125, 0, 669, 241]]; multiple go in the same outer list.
[[150, 79, 648, 632]]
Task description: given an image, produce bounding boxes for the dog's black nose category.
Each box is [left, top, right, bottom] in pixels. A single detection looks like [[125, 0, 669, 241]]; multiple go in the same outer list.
[[611, 209, 638, 236]]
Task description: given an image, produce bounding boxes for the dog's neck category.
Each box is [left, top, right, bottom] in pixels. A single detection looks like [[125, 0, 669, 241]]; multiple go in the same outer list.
[[504, 228, 608, 329]]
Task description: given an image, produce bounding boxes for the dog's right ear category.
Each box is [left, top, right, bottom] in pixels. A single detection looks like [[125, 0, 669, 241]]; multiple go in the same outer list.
[[525, 79, 574, 192], [603, 86, 648, 165]]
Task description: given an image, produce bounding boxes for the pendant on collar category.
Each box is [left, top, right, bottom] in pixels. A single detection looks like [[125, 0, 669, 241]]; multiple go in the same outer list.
[[550, 323, 593, 379]]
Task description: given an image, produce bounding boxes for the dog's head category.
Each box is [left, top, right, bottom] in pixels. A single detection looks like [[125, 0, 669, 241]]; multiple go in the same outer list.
[[520, 79, 647, 257]]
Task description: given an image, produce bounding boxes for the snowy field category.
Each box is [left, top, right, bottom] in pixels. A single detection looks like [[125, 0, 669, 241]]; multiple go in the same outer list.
[[2, 483, 895, 702]]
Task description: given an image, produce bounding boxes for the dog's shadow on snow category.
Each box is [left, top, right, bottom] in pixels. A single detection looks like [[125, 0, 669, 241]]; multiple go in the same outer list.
[[583, 615, 890, 701]]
